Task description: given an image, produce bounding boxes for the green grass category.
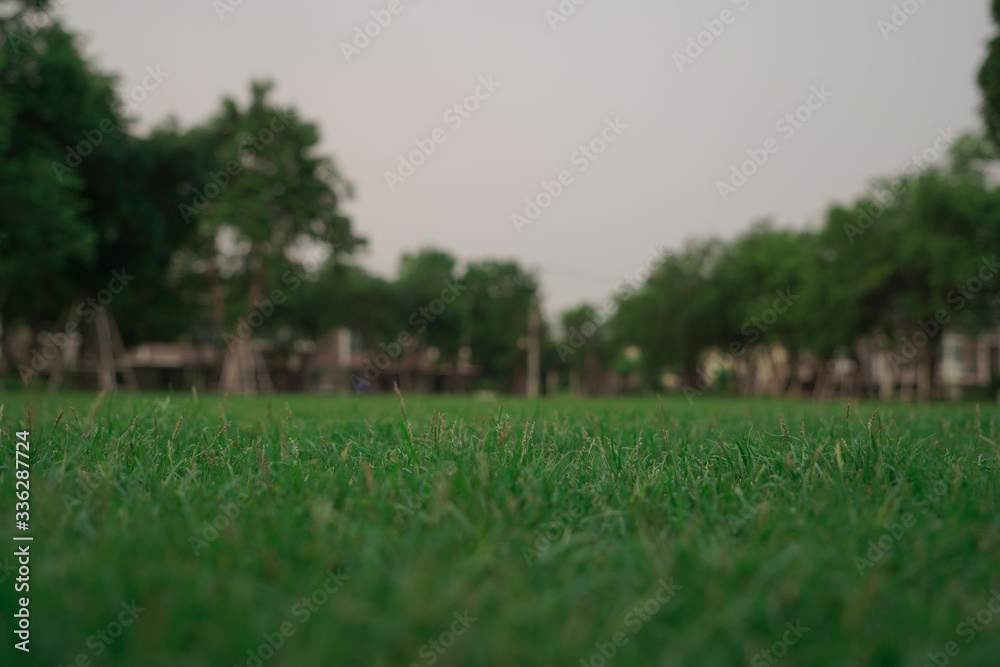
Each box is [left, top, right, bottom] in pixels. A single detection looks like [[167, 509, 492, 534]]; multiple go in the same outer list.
[[1, 391, 999, 666]]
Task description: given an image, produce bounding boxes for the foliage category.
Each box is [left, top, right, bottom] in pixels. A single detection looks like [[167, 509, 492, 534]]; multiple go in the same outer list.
[[461, 261, 538, 389], [608, 138, 1000, 388]]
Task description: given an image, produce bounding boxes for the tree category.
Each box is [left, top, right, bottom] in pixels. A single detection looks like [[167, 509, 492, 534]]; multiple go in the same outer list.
[[611, 131, 1000, 400], [612, 239, 728, 388], [461, 261, 537, 391], [0, 8, 168, 387], [285, 263, 401, 344], [811, 137, 1000, 397], [979, 0, 1000, 148], [558, 304, 610, 394], [395, 248, 464, 360], [0, 14, 108, 335], [177, 81, 366, 391], [183, 81, 365, 330]]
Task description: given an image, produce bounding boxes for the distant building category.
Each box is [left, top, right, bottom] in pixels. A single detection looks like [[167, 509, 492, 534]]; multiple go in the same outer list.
[[122, 328, 479, 394], [691, 328, 1000, 401]]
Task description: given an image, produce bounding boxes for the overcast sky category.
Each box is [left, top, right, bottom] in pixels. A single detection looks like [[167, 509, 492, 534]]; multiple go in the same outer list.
[[58, 0, 994, 316]]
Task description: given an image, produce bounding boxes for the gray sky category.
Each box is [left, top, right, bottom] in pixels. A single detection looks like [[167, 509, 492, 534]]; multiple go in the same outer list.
[[58, 0, 994, 317]]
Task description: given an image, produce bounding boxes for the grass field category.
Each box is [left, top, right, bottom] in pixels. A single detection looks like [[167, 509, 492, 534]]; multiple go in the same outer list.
[[1, 391, 999, 666]]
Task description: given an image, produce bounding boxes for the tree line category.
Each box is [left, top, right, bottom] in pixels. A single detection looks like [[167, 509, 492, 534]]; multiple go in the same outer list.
[[609, 134, 1000, 397], [0, 1, 551, 391], [4, 0, 1000, 396]]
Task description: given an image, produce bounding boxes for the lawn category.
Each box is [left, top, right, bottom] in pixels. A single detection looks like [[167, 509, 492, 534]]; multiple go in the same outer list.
[[0, 391, 998, 666]]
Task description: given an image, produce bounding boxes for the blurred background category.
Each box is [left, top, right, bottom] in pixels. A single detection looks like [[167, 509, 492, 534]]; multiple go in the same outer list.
[[3, 0, 1000, 400]]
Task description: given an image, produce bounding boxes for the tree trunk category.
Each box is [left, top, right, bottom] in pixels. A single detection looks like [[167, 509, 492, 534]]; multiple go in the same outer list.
[[249, 252, 265, 305], [785, 350, 801, 397], [916, 344, 933, 401], [204, 261, 226, 333], [813, 361, 829, 400]]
